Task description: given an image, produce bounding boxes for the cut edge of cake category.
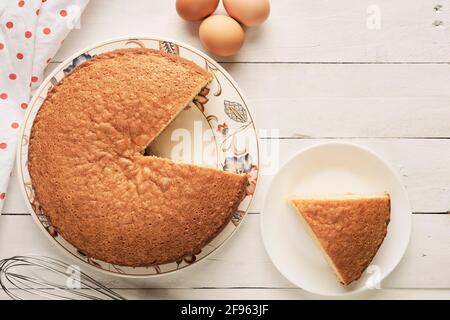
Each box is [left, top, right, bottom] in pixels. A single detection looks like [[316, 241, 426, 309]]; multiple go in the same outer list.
[[140, 62, 214, 155], [288, 197, 347, 284], [61, 48, 214, 155]]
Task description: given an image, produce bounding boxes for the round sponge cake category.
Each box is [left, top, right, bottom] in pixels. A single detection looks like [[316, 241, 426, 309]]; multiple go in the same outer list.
[[28, 48, 248, 267]]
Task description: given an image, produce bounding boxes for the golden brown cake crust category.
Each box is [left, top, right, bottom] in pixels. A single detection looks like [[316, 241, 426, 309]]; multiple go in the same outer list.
[[28, 48, 247, 266], [290, 194, 390, 285]]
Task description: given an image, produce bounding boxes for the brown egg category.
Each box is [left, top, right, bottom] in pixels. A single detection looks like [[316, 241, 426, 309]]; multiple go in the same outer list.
[[223, 0, 270, 27], [176, 0, 219, 21], [199, 15, 245, 57]]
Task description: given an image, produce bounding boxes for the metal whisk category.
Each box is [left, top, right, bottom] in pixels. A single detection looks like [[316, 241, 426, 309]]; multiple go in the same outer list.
[[0, 255, 126, 300]]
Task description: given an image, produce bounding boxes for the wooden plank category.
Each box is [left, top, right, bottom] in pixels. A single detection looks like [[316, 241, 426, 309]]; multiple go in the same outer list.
[[0, 214, 448, 289], [44, 63, 450, 138], [252, 138, 450, 214], [99, 288, 450, 300], [4, 139, 450, 214], [0, 288, 449, 300], [114, 288, 450, 300], [53, 0, 450, 64], [226, 63, 450, 138]]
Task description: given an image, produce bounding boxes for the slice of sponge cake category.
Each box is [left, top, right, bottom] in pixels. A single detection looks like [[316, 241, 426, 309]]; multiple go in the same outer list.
[[289, 194, 390, 285]]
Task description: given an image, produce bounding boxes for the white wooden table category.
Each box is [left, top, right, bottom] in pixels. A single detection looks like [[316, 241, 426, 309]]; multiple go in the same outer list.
[[1, 0, 450, 300]]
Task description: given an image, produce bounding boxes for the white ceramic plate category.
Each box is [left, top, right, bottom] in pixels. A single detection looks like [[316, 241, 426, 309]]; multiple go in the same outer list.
[[17, 36, 259, 277], [261, 142, 411, 296]]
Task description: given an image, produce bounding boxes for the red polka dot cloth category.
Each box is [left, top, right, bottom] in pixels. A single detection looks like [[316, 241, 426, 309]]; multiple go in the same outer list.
[[0, 0, 89, 211]]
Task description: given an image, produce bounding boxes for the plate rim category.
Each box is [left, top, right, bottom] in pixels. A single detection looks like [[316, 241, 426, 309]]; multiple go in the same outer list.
[[16, 35, 260, 278], [260, 141, 412, 296]]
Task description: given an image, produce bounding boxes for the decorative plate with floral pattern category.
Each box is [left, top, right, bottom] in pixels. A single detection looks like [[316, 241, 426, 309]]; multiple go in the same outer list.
[[17, 37, 259, 277]]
